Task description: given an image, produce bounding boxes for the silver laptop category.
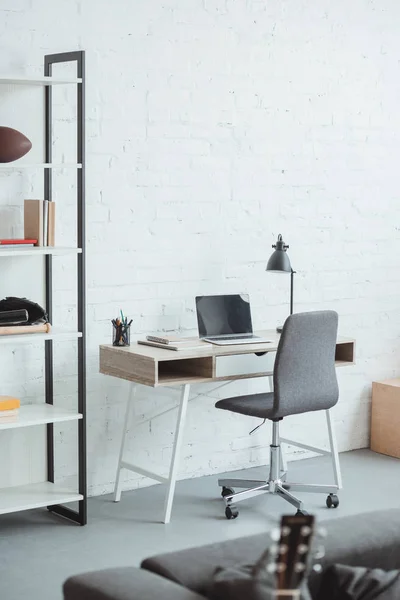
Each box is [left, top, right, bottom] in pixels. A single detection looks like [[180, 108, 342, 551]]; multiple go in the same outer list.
[[195, 294, 271, 346]]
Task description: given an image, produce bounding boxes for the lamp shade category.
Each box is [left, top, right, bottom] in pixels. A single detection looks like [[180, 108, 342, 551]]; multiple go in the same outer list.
[[266, 234, 292, 273]]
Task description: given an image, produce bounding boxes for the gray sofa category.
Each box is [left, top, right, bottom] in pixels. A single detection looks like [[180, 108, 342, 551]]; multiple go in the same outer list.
[[63, 510, 400, 600]]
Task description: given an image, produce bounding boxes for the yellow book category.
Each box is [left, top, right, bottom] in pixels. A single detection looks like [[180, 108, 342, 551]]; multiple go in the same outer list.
[[0, 396, 20, 411]]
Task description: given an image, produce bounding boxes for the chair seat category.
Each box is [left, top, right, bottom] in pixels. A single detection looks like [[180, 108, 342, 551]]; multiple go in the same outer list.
[[215, 392, 275, 419]]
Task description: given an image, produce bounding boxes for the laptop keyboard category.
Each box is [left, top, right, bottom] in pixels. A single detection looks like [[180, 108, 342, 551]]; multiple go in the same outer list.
[[209, 335, 256, 341]]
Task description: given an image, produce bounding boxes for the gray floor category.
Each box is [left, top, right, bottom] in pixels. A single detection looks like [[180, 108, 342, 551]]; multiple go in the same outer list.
[[0, 449, 398, 600]]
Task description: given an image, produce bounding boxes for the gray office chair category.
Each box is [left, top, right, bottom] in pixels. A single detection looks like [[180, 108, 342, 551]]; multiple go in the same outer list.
[[216, 310, 340, 519]]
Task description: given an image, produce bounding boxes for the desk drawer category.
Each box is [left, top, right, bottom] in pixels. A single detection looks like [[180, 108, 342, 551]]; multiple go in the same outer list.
[[215, 352, 275, 379]]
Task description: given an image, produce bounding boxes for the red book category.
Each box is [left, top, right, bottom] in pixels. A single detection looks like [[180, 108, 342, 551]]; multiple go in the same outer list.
[[0, 239, 37, 245]]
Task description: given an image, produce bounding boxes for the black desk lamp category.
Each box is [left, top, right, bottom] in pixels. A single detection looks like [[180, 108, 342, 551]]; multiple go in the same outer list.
[[266, 234, 295, 333]]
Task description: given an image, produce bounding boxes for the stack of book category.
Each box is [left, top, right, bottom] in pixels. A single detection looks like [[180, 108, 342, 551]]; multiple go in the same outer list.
[[0, 396, 20, 422], [138, 335, 210, 352], [24, 199, 55, 247]]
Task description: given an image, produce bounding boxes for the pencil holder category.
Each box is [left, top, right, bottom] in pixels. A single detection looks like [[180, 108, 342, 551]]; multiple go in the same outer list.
[[112, 322, 131, 347]]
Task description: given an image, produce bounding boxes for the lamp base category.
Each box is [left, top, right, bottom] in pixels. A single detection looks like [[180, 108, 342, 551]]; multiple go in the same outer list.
[[276, 325, 283, 334]]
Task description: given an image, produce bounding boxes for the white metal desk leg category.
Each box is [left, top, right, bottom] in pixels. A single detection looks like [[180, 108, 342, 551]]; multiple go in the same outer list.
[[326, 409, 342, 489], [163, 384, 190, 524], [114, 383, 136, 502]]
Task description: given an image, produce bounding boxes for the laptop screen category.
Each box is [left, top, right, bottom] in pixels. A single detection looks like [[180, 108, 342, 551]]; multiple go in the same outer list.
[[195, 294, 253, 338]]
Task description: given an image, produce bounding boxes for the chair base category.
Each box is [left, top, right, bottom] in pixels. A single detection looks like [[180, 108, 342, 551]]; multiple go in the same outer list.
[[219, 477, 339, 512], [218, 419, 341, 516]]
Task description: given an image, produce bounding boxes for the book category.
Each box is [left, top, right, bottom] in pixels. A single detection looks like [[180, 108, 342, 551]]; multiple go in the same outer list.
[[48, 201, 55, 246], [0, 408, 18, 423], [43, 200, 49, 247], [138, 339, 210, 352], [146, 335, 200, 345], [0, 396, 20, 411], [0, 239, 37, 245], [0, 244, 35, 248], [24, 199, 44, 246], [0, 408, 18, 417]]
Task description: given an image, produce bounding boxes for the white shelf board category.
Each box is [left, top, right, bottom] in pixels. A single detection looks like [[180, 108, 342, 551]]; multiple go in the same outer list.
[[0, 163, 82, 169], [0, 405, 82, 431], [0, 329, 82, 345], [0, 246, 82, 258], [0, 482, 83, 515], [0, 75, 82, 86]]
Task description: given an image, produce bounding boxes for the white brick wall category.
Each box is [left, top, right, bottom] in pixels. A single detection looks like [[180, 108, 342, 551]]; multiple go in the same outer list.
[[0, 0, 400, 496]]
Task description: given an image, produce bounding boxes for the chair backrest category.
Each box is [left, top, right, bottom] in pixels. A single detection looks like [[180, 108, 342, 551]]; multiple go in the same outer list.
[[273, 310, 339, 418]]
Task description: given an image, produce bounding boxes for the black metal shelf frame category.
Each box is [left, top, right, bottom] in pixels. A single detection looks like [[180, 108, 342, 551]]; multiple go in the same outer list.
[[44, 51, 86, 525]]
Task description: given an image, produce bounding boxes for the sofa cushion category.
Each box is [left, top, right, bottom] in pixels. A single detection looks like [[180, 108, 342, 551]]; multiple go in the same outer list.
[[317, 564, 400, 600], [142, 531, 268, 595], [63, 566, 206, 600], [141, 509, 400, 598], [209, 562, 312, 600]]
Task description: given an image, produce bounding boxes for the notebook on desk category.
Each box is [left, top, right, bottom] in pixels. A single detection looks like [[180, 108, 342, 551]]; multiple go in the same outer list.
[[146, 335, 199, 345], [195, 294, 272, 346], [138, 339, 210, 352]]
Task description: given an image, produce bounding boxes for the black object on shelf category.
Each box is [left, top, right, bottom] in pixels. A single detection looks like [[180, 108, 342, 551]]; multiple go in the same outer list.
[[0, 297, 48, 324], [44, 50, 86, 526], [266, 234, 296, 333]]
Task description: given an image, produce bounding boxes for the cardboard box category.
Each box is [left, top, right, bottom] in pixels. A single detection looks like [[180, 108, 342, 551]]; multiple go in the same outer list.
[[371, 378, 400, 458]]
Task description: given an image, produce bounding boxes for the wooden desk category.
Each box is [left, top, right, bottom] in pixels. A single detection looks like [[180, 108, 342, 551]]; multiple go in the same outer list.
[[100, 331, 355, 523]]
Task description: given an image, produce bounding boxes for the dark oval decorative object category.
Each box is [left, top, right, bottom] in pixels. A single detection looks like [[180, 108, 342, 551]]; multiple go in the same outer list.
[[0, 126, 32, 163]]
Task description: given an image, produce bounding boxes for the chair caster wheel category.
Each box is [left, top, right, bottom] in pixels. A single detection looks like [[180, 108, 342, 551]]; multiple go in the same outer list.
[[225, 505, 239, 520], [296, 509, 308, 516], [326, 493, 339, 508], [221, 486, 235, 498]]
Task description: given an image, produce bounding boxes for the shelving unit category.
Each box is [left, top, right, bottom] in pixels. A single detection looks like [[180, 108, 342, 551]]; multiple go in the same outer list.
[[0, 163, 82, 169], [0, 75, 82, 86], [0, 482, 83, 516], [0, 51, 86, 525], [0, 247, 81, 257], [0, 404, 82, 431], [0, 329, 82, 345]]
